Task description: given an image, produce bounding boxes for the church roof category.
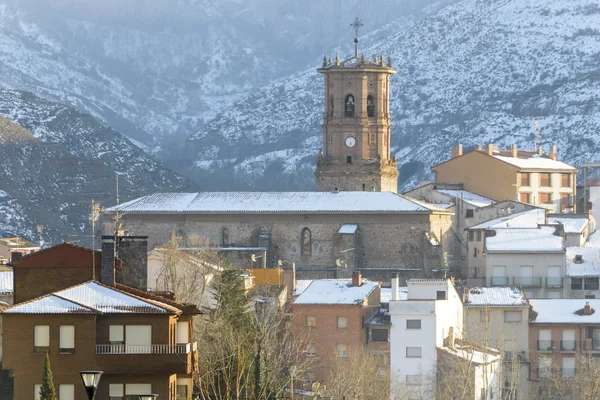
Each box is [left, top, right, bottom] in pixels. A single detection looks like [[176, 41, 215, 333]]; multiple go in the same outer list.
[[318, 56, 396, 72], [105, 192, 450, 215]]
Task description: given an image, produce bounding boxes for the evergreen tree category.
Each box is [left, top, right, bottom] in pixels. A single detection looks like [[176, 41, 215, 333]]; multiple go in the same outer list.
[[39, 353, 56, 400]]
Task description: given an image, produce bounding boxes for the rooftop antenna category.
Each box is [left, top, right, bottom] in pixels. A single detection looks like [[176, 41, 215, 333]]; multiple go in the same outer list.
[[88, 199, 104, 280], [113, 174, 123, 260], [350, 17, 363, 58], [36, 224, 44, 248], [533, 120, 541, 151]]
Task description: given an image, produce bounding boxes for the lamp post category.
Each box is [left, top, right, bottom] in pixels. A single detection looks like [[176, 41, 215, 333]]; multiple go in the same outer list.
[[79, 371, 103, 400], [138, 395, 159, 400]]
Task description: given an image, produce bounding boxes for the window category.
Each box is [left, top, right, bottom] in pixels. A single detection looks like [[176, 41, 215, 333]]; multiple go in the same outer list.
[[372, 328, 388, 342], [406, 347, 422, 358], [59, 384, 75, 400], [176, 384, 189, 400], [367, 95, 375, 117], [304, 371, 317, 389], [572, 278, 583, 290], [109, 325, 124, 345], [538, 329, 552, 351], [539, 357, 551, 378], [406, 319, 421, 329], [369, 132, 376, 145], [561, 194, 570, 211], [562, 329, 576, 351], [540, 173, 552, 187], [336, 344, 348, 358], [520, 192, 531, 203], [437, 291, 446, 300], [473, 247, 478, 257], [466, 209, 474, 218], [585, 277, 600, 290], [504, 311, 522, 322], [468, 231, 475, 242], [306, 316, 316, 327], [176, 321, 189, 344], [337, 316, 348, 329], [562, 357, 575, 377], [586, 294, 596, 299], [540, 193, 552, 205], [475, 231, 481, 242], [125, 325, 152, 354], [406, 375, 420, 386], [329, 95, 334, 117], [109, 384, 124, 400], [306, 344, 316, 356], [125, 384, 152, 397], [562, 173, 571, 188], [346, 155, 352, 164], [520, 172, 531, 187], [34, 325, 49, 353], [59, 325, 75, 353], [479, 310, 489, 322], [344, 94, 355, 117], [301, 228, 311, 255], [35, 384, 41, 400], [221, 227, 229, 246], [176, 378, 191, 400]]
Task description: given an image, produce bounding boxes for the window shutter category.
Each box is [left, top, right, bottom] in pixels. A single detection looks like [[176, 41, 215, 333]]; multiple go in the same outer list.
[[59, 326, 75, 350], [176, 321, 189, 344], [109, 325, 124, 343], [109, 384, 124, 397], [34, 326, 49, 346], [59, 385, 75, 400], [125, 383, 152, 395]]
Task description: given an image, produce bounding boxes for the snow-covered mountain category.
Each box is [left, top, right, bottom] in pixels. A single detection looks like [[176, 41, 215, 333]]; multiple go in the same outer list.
[[0, 0, 447, 159], [0, 90, 196, 245], [186, 0, 600, 191]]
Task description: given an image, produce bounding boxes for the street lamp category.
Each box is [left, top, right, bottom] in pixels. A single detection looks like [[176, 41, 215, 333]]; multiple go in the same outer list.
[[79, 371, 103, 400], [138, 395, 159, 400]]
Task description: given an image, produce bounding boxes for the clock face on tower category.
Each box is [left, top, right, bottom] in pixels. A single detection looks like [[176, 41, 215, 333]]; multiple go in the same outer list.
[[345, 136, 356, 148]]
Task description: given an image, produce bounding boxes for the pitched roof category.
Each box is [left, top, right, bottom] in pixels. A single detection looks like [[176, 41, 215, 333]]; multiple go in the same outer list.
[[465, 287, 528, 307], [530, 299, 600, 323], [365, 308, 390, 327], [0, 237, 38, 249], [548, 217, 589, 234], [485, 227, 564, 253], [468, 209, 545, 230], [3, 281, 181, 315], [105, 192, 450, 214], [293, 279, 378, 306], [435, 189, 495, 208], [566, 247, 600, 277]]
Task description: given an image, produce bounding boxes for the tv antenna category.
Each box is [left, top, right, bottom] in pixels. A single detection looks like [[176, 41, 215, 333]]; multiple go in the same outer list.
[[88, 199, 104, 280], [533, 120, 541, 151], [36, 224, 44, 248]]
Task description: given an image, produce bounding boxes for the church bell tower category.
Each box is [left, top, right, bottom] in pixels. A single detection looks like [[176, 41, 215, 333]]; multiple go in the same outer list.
[[315, 19, 399, 193]]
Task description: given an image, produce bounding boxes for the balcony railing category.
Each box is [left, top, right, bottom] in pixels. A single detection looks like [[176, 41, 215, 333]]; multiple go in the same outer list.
[[537, 340, 553, 351], [584, 339, 600, 350], [96, 342, 197, 355], [513, 276, 542, 288], [561, 340, 576, 351], [546, 277, 563, 288], [491, 276, 509, 286]]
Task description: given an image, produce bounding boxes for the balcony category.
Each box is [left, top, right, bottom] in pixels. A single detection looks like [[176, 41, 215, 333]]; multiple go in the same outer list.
[[491, 276, 509, 286], [513, 276, 542, 288], [546, 277, 563, 288], [96, 342, 198, 375], [537, 340, 554, 351], [584, 339, 600, 351], [562, 368, 576, 378], [560, 340, 576, 351]]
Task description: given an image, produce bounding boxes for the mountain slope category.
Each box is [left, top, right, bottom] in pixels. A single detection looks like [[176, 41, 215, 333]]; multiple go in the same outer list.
[[186, 0, 600, 191], [0, 91, 197, 244]]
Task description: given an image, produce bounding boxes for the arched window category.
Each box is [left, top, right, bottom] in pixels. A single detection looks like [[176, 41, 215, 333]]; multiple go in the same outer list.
[[301, 228, 311, 255], [367, 95, 375, 117], [221, 227, 229, 247], [329, 95, 334, 117], [344, 94, 355, 118]]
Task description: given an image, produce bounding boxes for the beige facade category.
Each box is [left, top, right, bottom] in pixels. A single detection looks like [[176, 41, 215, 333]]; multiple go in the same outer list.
[[315, 54, 398, 192], [432, 144, 578, 212]]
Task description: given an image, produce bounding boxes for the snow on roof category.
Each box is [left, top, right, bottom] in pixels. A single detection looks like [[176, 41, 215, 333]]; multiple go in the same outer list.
[[0, 270, 12, 294], [54, 281, 178, 314], [105, 192, 449, 214], [530, 299, 600, 324], [380, 286, 407, 303], [435, 189, 495, 208], [438, 343, 501, 365], [365, 308, 391, 326], [566, 247, 600, 277], [485, 226, 564, 253], [293, 279, 378, 306], [4, 295, 96, 314], [338, 224, 358, 234], [468, 209, 545, 230], [293, 280, 313, 296], [493, 154, 577, 171], [586, 231, 600, 248], [548, 217, 589, 234], [465, 287, 527, 307], [0, 237, 38, 249]]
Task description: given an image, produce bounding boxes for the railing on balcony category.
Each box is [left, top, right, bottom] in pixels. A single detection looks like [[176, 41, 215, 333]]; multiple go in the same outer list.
[[562, 368, 576, 378], [584, 339, 600, 350], [513, 276, 542, 288], [491, 276, 509, 286], [561, 340, 576, 351], [96, 342, 197, 355], [537, 340, 553, 351], [546, 277, 563, 288]]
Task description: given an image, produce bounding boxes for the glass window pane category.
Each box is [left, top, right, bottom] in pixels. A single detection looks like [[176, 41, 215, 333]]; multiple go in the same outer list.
[[406, 347, 422, 358], [406, 319, 421, 329]]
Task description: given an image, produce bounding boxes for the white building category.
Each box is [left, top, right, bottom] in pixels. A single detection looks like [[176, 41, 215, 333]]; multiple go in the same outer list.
[[389, 279, 501, 399], [548, 215, 594, 247], [566, 246, 600, 299]]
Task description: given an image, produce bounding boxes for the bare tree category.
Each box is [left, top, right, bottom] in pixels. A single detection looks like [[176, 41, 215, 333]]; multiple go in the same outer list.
[[534, 351, 600, 400]]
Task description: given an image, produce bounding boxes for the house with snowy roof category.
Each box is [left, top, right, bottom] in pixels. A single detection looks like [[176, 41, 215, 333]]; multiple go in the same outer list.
[[548, 214, 595, 247], [290, 272, 382, 388], [431, 144, 577, 213], [565, 246, 600, 298]]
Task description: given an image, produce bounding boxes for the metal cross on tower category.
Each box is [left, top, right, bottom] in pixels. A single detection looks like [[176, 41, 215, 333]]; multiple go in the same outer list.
[[350, 17, 364, 38]]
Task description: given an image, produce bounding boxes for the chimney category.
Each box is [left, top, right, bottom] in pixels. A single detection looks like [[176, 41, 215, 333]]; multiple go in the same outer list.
[[538, 146, 543, 155], [351, 271, 362, 287], [584, 301, 593, 315], [116, 236, 148, 290], [511, 144, 518, 158], [549, 145, 557, 160], [486, 143, 497, 156], [391, 275, 399, 301], [101, 235, 116, 286], [451, 144, 463, 158]]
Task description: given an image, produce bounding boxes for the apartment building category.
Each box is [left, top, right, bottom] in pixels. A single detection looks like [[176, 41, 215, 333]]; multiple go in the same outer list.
[[2, 281, 198, 400], [0, 237, 39, 263], [431, 144, 577, 212], [291, 272, 381, 386], [566, 246, 600, 299], [463, 287, 530, 397]]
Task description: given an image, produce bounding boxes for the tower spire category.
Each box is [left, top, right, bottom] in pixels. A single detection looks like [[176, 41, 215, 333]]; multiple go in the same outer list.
[[350, 17, 363, 58]]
